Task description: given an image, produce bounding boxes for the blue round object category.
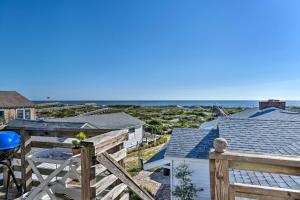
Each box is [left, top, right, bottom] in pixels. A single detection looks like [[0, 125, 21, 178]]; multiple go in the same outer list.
[[0, 131, 21, 150]]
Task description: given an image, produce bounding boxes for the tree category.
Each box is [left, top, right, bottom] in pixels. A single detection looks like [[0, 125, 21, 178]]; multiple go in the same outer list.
[[172, 164, 202, 200]]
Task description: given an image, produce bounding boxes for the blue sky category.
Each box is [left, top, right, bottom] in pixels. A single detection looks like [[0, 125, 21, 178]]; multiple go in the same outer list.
[[1, 0, 300, 100]]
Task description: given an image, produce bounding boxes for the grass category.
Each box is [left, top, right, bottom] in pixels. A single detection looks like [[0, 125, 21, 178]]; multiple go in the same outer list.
[[125, 136, 170, 176]]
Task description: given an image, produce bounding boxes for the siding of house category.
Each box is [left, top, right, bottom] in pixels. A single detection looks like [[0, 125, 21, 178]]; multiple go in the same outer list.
[[2, 108, 36, 123], [124, 126, 143, 148], [171, 158, 210, 200]]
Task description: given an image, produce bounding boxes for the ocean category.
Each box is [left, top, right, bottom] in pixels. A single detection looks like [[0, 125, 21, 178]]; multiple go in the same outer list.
[[33, 100, 300, 108]]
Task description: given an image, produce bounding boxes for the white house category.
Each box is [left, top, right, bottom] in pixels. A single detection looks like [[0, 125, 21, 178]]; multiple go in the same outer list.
[[47, 112, 145, 148], [144, 100, 300, 200]]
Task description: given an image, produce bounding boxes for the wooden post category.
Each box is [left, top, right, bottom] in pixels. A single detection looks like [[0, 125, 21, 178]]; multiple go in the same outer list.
[[2, 167, 8, 188], [20, 129, 32, 192], [210, 138, 229, 200], [209, 158, 216, 200], [81, 141, 96, 200]]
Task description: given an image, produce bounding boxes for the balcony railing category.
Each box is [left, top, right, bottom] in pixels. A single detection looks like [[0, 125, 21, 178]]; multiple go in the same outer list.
[[209, 138, 300, 200], [3, 126, 154, 200]]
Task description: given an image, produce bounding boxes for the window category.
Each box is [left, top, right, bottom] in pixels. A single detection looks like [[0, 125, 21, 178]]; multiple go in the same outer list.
[[128, 128, 135, 133], [16, 109, 24, 119], [16, 109, 32, 120], [0, 111, 4, 118], [25, 109, 31, 120], [0, 111, 4, 124]]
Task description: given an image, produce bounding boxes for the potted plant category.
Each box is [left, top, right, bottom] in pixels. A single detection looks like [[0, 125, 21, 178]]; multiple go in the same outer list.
[[71, 132, 87, 155]]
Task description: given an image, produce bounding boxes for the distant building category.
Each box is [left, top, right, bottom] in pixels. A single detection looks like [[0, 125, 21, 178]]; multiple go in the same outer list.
[[0, 91, 35, 124], [145, 100, 300, 200], [47, 112, 145, 148]]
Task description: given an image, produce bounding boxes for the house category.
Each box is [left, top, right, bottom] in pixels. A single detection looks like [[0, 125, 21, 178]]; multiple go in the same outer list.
[[46, 112, 145, 148], [144, 100, 300, 200], [0, 91, 35, 125]]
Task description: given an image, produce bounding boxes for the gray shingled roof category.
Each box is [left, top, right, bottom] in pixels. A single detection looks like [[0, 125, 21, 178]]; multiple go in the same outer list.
[[231, 107, 300, 121], [6, 119, 88, 129], [145, 144, 168, 165], [153, 117, 300, 190], [0, 91, 34, 108], [167, 118, 300, 159], [230, 169, 300, 190], [218, 117, 300, 190], [200, 107, 300, 129], [147, 106, 300, 190], [218, 118, 300, 155], [47, 112, 145, 129], [165, 128, 218, 159]]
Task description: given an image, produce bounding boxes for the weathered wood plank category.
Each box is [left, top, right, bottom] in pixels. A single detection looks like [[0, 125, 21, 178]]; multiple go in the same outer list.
[[6, 127, 113, 136], [20, 129, 32, 192], [97, 152, 154, 200], [229, 160, 300, 176], [31, 140, 72, 149], [229, 185, 235, 200], [101, 183, 127, 200], [96, 148, 127, 175], [95, 174, 118, 196], [210, 151, 300, 168], [209, 159, 216, 200], [119, 193, 130, 200], [231, 183, 300, 200], [81, 142, 96, 200], [14, 165, 67, 177], [94, 132, 128, 155], [83, 130, 128, 155], [84, 129, 127, 146], [214, 159, 229, 200]]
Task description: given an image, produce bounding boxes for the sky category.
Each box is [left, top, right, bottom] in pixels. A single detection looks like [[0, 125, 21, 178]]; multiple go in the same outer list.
[[1, 0, 300, 100]]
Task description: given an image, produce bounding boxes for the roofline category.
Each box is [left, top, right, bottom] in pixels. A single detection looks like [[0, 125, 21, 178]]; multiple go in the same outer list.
[[0, 106, 35, 109], [164, 156, 209, 162], [220, 116, 300, 123], [143, 159, 171, 170]]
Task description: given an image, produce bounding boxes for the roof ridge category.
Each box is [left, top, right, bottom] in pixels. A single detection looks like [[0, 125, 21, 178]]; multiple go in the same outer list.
[[220, 116, 300, 123]]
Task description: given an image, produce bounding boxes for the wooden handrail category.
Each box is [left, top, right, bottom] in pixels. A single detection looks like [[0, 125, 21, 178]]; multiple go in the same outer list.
[[209, 138, 300, 200], [230, 183, 300, 200], [81, 130, 130, 200], [7, 127, 119, 194], [210, 150, 300, 168], [7, 126, 138, 199]]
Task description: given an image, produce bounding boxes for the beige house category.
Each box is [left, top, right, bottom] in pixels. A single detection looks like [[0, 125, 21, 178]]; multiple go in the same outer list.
[[0, 91, 35, 125]]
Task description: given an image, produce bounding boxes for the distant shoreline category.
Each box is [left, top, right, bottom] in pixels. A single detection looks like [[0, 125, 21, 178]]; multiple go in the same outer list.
[[33, 100, 300, 108]]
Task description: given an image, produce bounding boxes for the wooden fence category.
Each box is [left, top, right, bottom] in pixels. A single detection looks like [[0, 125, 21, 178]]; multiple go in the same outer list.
[[209, 138, 300, 200], [2, 126, 153, 200]]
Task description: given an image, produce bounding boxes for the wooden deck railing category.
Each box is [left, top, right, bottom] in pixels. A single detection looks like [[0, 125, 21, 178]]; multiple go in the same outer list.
[[4, 127, 113, 192], [209, 138, 300, 200], [81, 129, 154, 200], [2, 126, 153, 200]]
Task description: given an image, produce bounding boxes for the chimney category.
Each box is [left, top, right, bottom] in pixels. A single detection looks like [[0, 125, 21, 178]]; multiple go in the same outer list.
[[259, 99, 286, 110]]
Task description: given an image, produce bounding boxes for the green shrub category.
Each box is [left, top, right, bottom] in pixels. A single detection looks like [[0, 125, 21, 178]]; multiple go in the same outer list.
[[148, 118, 162, 125], [76, 131, 87, 141]]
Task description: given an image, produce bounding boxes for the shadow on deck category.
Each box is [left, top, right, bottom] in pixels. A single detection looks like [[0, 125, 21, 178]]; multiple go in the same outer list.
[[0, 185, 20, 200]]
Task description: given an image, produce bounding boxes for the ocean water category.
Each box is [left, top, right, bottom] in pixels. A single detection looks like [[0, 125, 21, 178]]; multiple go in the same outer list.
[[33, 100, 300, 108]]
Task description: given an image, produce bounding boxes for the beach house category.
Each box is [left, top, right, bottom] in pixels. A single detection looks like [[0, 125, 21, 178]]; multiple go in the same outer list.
[[0, 91, 35, 125], [46, 112, 145, 148], [144, 100, 300, 200]]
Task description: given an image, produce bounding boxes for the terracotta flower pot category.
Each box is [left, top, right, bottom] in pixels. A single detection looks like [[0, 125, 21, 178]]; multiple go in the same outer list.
[[72, 147, 81, 155]]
